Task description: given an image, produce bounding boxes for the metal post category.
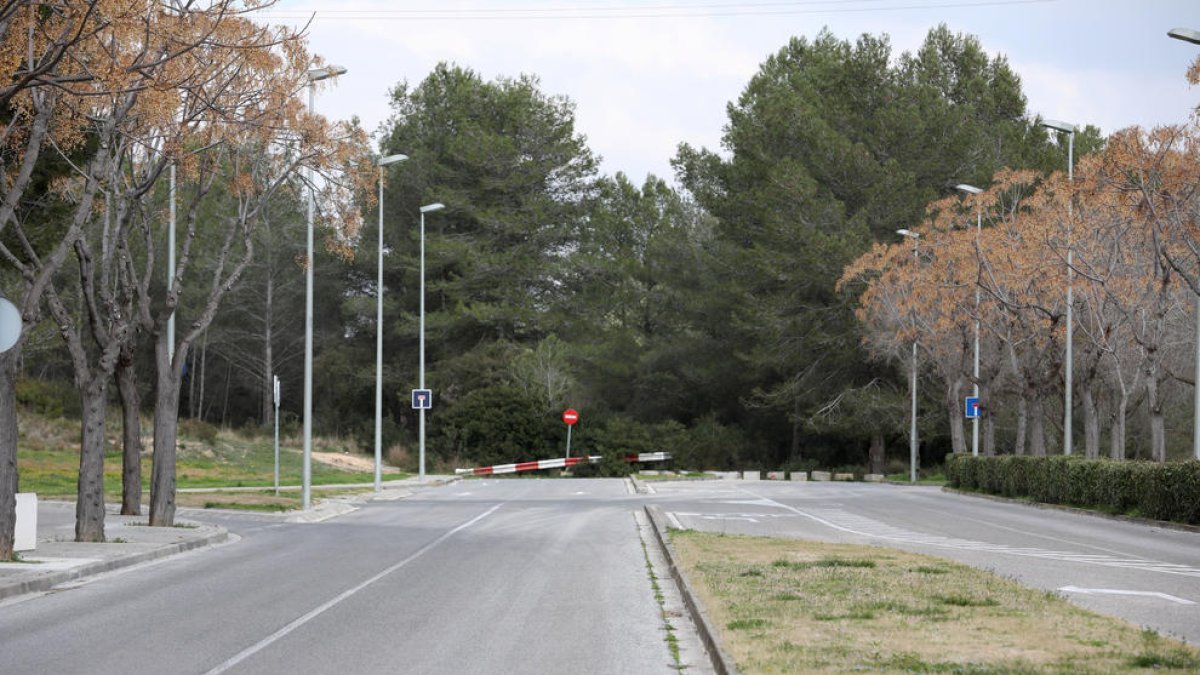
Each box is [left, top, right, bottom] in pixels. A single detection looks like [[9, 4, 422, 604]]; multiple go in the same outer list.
[[168, 164, 176, 362], [419, 209, 426, 483], [302, 81, 315, 510], [1195, 293, 1200, 460], [911, 341, 918, 483], [273, 376, 280, 496], [973, 205, 981, 457], [375, 168, 384, 493], [566, 424, 573, 460], [911, 236, 919, 481], [1064, 130, 1074, 456]]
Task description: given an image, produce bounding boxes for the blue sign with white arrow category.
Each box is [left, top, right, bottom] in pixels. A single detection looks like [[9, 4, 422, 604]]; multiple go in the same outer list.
[[965, 396, 981, 419]]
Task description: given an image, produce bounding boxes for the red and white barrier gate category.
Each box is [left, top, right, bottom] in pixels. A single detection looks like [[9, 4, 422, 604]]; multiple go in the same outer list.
[[455, 452, 671, 476]]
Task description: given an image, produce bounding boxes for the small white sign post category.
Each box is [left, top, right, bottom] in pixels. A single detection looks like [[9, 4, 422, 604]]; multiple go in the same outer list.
[[273, 376, 281, 496]]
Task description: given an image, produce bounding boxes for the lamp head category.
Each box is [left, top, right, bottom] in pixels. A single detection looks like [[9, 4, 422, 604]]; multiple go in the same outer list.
[[896, 229, 920, 239], [1169, 27, 1200, 45], [420, 203, 445, 214], [1040, 119, 1076, 134], [307, 65, 348, 82], [378, 154, 408, 167], [956, 184, 983, 195]]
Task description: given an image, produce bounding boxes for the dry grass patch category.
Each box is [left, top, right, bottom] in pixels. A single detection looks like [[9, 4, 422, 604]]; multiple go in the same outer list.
[[670, 530, 1200, 674]]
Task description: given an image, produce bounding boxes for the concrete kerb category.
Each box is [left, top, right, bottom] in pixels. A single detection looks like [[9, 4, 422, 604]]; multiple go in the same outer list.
[[644, 505, 740, 675], [0, 520, 227, 602]]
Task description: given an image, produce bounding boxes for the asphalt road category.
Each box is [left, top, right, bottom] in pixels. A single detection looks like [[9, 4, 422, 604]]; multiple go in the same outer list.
[[3, 477, 1197, 675], [0, 479, 682, 675], [646, 479, 1200, 645]]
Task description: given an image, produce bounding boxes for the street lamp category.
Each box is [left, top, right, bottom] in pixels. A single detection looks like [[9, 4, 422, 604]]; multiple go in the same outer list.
[[302, 64, 347, 511], [418, 202, 445, 482], [1168, 28, 1200, 461], [956, 183, 983, 457], [374, 153, 408, 493], [1040, 118, 1076, 456], [897, 229, 920, 482]]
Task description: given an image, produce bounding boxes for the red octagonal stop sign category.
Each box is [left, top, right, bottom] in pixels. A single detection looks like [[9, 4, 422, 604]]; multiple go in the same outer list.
[[562, 408, 579, 426]]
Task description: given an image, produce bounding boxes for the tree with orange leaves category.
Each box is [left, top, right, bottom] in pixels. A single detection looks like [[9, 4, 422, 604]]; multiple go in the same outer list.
[[0, 0, 372, 552]]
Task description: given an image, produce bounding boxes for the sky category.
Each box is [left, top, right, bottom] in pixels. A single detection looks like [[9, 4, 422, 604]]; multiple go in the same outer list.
[[256, 0, 1200, 185]]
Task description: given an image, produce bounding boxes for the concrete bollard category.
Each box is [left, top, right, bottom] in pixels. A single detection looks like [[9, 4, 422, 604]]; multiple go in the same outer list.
[[833, 473, 855, 481], [741, 470, 761, 481], [766, 471, 785, 480], [15, 492, 37, 552], [811, 471, 832, 481], [864, 474, 885, 483], [789, 472, 809, 481]]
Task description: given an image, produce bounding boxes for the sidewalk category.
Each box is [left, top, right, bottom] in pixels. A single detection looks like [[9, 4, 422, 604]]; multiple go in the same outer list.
[[0, 476, 459, 602]]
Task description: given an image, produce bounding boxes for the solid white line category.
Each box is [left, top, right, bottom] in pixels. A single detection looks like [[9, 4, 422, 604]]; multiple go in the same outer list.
[[204, 504, 502, 675]]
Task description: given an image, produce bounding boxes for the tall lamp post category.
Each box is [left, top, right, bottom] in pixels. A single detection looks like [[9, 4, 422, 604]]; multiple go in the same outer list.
[[897, 229, 920, 482], [1168, 27, 1200, 461], [374, 154, 408, 493], [956, 183, 983, 456], [418, 202, 445, 482], [1040, 118, 1076, 456], [301, 64, 347, 511]]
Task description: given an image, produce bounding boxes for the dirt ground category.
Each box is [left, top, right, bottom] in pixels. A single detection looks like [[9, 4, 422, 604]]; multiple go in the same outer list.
[[311, 451, 401, 474]]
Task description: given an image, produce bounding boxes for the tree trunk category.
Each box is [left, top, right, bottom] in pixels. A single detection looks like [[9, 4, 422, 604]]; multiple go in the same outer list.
[[945, 378, 965, 455], [1146, 373, 1165, 462], [868, 431, 885, 475], [1081, 386, 1100, 460], [790, 393, 802, 462], [116, 340, 142, 515], [1028, 395, 1047, 456], [980, 381, 995, 456], [150, 335, 184, 527], [1110, 387, 1128, 460], [76, 376, 108, 543], [1014, 395, 1027, 455], [261, 269, 274, 427], [0, 347, 21, 560]]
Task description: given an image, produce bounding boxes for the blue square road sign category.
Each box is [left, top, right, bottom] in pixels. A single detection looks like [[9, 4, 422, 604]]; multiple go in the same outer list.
[[412, 389, 433, 410], [965, 396, 981, 419]]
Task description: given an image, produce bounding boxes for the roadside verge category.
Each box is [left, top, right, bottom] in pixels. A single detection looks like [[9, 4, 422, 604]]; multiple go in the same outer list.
[[0, 514, 227, 602], [643, 505, 739, 675]]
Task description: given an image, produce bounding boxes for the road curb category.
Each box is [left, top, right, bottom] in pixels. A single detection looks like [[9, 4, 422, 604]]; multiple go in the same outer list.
[[643, 505, 739, 675], [0, 524, 228, 602], [941, 487, 1200, 534]]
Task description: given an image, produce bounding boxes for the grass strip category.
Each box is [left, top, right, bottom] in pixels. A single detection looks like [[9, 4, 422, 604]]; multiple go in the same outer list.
[[670, 530, 1200, 674]]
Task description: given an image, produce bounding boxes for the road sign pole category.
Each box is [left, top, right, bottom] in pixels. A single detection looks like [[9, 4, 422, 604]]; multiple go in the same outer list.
[[273, 376, 280, 497], [565, 424, 573, 460]]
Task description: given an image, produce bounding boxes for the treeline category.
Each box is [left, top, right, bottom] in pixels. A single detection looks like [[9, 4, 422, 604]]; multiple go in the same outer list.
[[109, 26, 1130, 473], [7, 11, 1200, 562]]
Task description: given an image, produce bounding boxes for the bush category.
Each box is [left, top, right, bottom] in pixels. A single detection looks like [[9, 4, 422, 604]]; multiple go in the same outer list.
[[178, 417, 220, 445], [16, 377, 79, 418], [946, 454, 1200, 525], [431, 384, 558, 468]]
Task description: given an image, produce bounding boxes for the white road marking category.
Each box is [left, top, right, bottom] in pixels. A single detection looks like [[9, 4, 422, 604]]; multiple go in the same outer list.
[[204, 504, 502, 675], [733, 489, 1200, 580], [1059, 586, 1196, 605], [666, 512, 685, 530]]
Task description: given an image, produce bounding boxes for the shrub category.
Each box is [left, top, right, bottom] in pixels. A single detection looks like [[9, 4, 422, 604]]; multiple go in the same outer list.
[[178, 417, 219, 445], [945, 454, 1200, 525]]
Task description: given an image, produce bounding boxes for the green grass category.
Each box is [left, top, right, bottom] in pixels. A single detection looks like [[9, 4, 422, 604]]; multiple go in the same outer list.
[[671, 531, 1200, 673], [16, 419, 406, 498]]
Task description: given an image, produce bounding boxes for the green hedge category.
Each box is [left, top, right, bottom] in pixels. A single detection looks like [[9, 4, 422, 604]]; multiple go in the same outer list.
[[946, 454, 1200, 525]]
